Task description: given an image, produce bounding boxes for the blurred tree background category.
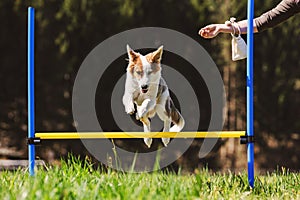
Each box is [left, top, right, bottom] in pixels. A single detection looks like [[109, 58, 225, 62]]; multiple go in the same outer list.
[[0, 0, 299, 172]]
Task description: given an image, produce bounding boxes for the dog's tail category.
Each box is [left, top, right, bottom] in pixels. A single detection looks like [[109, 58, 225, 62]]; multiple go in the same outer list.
[[167, 98, 185, 132]]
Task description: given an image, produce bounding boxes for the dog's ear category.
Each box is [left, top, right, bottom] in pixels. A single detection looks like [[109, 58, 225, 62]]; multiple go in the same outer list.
[[150, 46, 163, 63], [127, 45, 139, 61]]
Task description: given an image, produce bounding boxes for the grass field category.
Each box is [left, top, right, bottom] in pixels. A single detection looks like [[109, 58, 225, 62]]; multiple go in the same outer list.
[[0, 157, 299, 200]]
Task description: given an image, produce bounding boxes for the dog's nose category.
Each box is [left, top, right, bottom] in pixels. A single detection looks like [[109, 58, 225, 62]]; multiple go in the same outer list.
[[141, 85, 148, 90]]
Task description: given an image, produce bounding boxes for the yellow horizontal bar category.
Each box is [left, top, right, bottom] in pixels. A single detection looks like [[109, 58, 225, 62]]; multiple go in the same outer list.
[[35, 131, 245, 139]]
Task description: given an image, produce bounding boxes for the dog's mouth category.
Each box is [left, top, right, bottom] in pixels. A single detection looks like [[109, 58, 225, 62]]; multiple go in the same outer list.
[[141, 89, 148, 93]]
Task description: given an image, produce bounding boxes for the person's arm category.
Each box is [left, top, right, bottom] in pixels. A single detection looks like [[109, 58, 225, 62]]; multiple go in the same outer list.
[[254, 0, 300, 32], [198, 20, 258, 39], [237, 20, 258, 34], [199, 0, 300, 38]]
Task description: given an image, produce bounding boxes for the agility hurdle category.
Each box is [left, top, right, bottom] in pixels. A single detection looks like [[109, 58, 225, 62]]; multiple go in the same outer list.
[[35, 131, 246, 139], [27, 2, 255, 187]]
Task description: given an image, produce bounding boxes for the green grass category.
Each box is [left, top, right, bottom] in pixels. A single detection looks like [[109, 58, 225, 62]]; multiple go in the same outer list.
[[0, 157, 299, 200]]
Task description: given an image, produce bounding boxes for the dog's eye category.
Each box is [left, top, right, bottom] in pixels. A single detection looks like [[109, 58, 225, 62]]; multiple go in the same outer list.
[[147, 71, 152, 75], [136, 71, 142, 75]]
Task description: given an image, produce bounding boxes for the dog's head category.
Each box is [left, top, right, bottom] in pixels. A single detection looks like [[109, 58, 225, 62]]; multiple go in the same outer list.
[[126, 45, 163, 94]]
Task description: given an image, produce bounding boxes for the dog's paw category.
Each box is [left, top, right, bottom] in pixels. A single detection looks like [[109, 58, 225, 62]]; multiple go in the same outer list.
[[161, 138, 170, 147], [137, 101, 150, 118], [137, 106, 147, 118], [135, 112, 141, 121], [125, 103, 135, 114], [144, 138, 152, 148]]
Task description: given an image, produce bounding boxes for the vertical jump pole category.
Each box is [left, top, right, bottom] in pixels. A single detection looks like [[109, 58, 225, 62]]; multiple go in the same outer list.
[[28, 7, 35, 176], [247, 0, 255, 187]]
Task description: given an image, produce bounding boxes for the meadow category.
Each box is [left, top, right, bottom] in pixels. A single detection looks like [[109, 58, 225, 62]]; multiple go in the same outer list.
[[0, 157, 299, 200]]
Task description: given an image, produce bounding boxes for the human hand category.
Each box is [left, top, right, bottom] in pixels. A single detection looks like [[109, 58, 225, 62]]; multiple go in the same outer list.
[[199, 24, 232, 39], [198, 24, 221, 38]]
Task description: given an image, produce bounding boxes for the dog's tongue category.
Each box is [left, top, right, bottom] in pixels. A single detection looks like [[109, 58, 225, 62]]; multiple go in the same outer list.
[[142, 89, 148, 93]]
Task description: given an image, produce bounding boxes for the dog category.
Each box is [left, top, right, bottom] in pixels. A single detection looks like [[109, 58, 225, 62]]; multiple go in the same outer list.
[[122, 45, 185, 148]]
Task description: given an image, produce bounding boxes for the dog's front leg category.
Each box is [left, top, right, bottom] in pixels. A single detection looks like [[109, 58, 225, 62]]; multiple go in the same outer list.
[[122, 93, 135, 114], [136, 99, 155, 119], [123, 74, 137, 114]]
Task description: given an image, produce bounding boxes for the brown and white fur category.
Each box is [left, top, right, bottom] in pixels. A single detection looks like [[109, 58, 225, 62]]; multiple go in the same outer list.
[[122, 45, 185, 148]]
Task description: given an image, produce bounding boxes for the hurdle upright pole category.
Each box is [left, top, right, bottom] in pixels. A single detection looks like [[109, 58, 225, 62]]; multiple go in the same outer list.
[[247, 0, 255, 187], [28, 7, 36, 176]]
